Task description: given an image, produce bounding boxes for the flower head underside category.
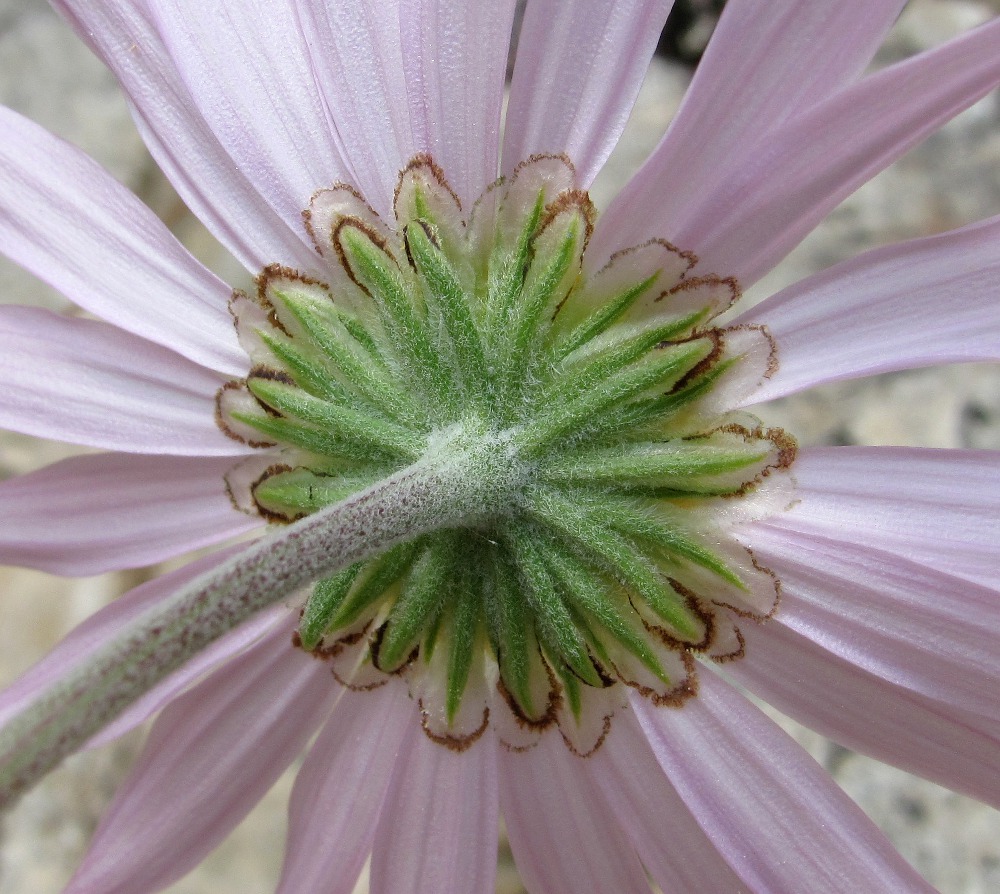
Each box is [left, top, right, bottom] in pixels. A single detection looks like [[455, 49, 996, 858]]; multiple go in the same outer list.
[[216, 153, 796, 751], [2, 3, 1000, 893]]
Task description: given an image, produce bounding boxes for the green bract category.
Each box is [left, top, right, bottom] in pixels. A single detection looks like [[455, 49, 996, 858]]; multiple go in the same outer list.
[[217, 154, 795, 753]]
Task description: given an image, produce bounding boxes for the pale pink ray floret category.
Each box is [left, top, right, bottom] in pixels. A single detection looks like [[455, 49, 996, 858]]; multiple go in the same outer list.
[[0, 2, 999, 893]]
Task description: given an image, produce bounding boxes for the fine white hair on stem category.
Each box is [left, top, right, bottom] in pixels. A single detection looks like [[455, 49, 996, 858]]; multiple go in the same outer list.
[[0, 436, 505, 810]]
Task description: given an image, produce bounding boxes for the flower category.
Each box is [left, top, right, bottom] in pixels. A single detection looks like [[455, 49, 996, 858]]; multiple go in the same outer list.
[[0, 1, 999, 893]]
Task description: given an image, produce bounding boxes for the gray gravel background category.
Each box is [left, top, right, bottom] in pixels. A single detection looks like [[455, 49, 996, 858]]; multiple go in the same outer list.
[[1, 1, 999, 891]]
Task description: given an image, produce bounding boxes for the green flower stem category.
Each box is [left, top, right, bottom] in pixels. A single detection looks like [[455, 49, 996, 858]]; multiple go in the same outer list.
[[0, 432, 514, 810]]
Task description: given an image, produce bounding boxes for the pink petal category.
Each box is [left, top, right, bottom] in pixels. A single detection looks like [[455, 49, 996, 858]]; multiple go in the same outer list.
[[146, 0, 349, 241], [593, 0, 906, 263], [371, 718, 498, 894], [51, 0, 319, 271], [503, 0, 672, 189], [278, 683, 413, 894], [498, 733, 651, 894], [766, 447, 1000, 589], [0, 107, 243, 376], [0, 305, 243, 455], [729, 615, 1000, 810], [0, 547, 262, 732], [296, 1, 415, 216], [400, 0, 516, 209], [740, 215, 1000, 401], [632, 673, 937, 893], [744, 523, 1000, 720], [588, 712, 750, 893], [0, 453, 259, 575], [675, 16, 1000, 284], [66, 620, 337, 894]]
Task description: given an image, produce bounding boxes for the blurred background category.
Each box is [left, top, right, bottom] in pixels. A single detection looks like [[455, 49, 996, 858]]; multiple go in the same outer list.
[[1, 1, 999, 890]]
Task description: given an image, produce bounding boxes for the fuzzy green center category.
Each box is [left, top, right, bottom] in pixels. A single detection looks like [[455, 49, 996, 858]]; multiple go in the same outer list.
[[216, 154, 794, 752]]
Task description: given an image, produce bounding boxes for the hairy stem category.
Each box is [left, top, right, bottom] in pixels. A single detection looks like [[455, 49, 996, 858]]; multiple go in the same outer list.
[[0, 436, 506, 809]]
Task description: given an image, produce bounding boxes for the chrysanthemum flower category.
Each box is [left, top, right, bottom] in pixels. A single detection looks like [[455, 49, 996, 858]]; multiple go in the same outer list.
[[1, 1, 999, 892]]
